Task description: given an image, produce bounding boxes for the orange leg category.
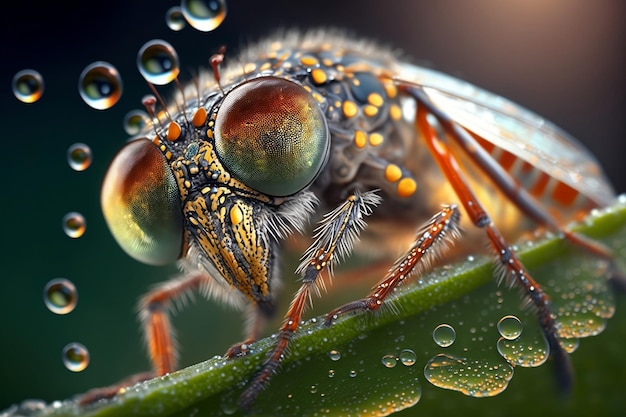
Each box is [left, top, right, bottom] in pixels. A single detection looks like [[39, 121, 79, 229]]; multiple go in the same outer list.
[[238, 191, 382, 410], [410, 100, 573, 392], [325, 205, 460, 320]]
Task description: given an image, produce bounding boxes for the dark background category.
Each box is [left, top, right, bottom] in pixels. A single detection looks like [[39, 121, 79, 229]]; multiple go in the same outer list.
[[0, 0, 624, 414]]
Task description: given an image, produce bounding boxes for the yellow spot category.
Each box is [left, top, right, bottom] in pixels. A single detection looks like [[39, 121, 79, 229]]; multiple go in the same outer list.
[[313, 92, 324, 103], [322, 58, 333, 66], [206, 129, 214, 139], [159, 144, 166, 152], [390, 104, 402, 121], [342, 101, 358, 118], [367, 93, 384, 107], [369, 132, 384, 146], [259, 62, 271, 71], [300, 55, 318, 66], [353, 131, 367, 149], [165, 151, 172, 160], [303, 85, 312, 92], [189, 166, 199, 175], [311, 68, 327, 84], [201, 186, 211, 194], [385, 164, 402, 183], [192, 107, 207, 127], [167, 122, 181, 141], [153, 136, 161, 145], [384, 81, 397, 99], [230, 205, 244, 225], [244, 62, 256, 73], [397, 178, 417, 197], [184, 180, 191, 188], [364, 105, 378, 117]]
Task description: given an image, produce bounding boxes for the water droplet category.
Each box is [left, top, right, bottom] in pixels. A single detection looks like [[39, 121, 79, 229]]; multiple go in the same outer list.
[[309, 385, 317, 394], [165, 6, 186, 31], [328, 349, 341, 361], [349, 370, 357, 378], [424, 354, 514, 397], [181, 0, 227, 32], [137, 39, 180, 85], [399, 349, 416, 366], [559, 338, 580, 353], [62, 212, 86, 238], [123, 109, 151, 135], [497, 315, 523, 340], [432, 324, 456, 347], [78, 62, 123, 110], [328, 369, 335, 378], [67, 143, 92, 171], [381, 354, 397, 368], [44, 278, 77, 314], [496, 335, 549, 367], [12, 69, 44, 103], [62, 342, 89, 372]]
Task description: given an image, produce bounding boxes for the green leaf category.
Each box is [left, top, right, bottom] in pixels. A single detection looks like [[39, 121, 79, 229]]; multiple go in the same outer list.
[[12, 200, 626, 417]]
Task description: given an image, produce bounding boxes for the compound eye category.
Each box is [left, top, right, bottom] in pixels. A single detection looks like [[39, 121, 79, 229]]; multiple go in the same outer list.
[[214, 76, 329, 196], [101, 138, 183, 265]]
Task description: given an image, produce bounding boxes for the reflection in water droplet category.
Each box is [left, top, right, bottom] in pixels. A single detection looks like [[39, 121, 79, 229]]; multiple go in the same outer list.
[[328, 349, 341, 361], [44, 278, 77, 314], [181, 0, 227, 32], [137, 39, 180, 85], [62, 342, 89, 372], [399, 349, 416, 366], [496, 335, 549, 367], [381, 354, 397, 368], [349, 370, 357, 378], [12, 69, 44, 103], [424, 354, 514, 397], [433, 324, 456, 347], [78, 62, 123, 110], [123, 109, 151, 135], [62, 212, 86, 238], [67, 143, 92, 171], [309, 385, 317, 394], [497, 315, 523, 340], [328, 369, 335, 378], [165, 6, 186, 31]]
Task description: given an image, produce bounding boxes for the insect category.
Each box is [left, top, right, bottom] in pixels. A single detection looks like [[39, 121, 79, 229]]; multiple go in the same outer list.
[[91, 29, 617, 410]]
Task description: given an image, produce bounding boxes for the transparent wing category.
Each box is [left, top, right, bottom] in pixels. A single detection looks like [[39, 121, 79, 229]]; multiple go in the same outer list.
[[396, 63, 616, 207]]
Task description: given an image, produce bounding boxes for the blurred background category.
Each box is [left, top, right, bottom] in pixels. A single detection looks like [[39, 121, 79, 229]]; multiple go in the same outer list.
[[0, 0, 624, 415]]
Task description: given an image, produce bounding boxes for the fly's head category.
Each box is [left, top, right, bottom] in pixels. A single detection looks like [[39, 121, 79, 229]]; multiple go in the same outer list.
[[100, 75, 330, 303]]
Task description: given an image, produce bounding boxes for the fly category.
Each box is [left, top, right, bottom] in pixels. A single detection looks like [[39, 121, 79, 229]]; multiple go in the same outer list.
[[90, 29, 619, 410]]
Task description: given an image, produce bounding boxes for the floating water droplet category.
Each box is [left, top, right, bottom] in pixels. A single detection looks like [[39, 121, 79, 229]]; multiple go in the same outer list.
[[62, 342, 89, 372], [137, 39, 180, 85], [12, 69, 44, 103], [497, 315, 523, 340], [67, 142, 92, 171], [424, 354, 514, 397], [62, 212, 86, 238], [328, 369, 335, 378], [181, 0, 227, 32], [399, 349, 416, 366], [44, 278, 77, 314], [381, 354, 397, 368], [349, 370, 357, 378], [165, 6, 186, 31], [123, 109, 151, 135], [328, 349, 341, 361], [309, 385, 317, 394], [78, 62, 123, 110], [432, 324, 456, 347]]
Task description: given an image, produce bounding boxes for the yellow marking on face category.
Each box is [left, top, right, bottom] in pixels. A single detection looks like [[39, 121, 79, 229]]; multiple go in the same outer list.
[[189, 165, 199, 175], [165, 151, 172, 160], [397, 177, 417, 197], [367, 92, 384, 107], [390, 104, 402, 121], [230, 205, 244, 225], [312, 92, 324, 103], [192, 107, 208, 127], [384, 81, 397, 99], [311, 68, 327, 84], [244, 62, 257, 73], [167, 121, 181, 141], [385, 164, 402, 183], [342, 100, 358, 118], [353, 130, 367, 149], [259, 62, 272, 71], [201, 186, 211, 194], [369, 132, 384, 146]]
